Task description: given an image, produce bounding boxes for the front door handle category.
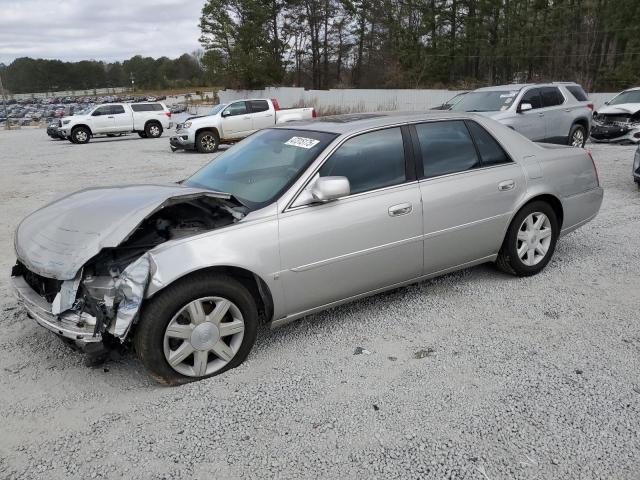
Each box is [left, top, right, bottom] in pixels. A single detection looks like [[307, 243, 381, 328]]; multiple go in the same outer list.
[[388, 203, 412, 217], [498, 180, 515, 191], [537, 112, 544, 117], [107, 116, 114, 118]]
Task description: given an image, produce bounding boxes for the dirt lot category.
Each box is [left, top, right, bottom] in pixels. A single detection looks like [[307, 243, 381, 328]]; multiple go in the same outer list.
[[0, 128, 639, 480]]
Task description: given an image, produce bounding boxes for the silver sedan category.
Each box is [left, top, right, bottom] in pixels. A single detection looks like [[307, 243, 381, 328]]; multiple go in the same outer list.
[[11, 112, 604, 384]]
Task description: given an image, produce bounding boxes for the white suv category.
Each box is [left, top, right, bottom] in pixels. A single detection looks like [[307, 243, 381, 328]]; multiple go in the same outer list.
[[60, 102, 173, 144]]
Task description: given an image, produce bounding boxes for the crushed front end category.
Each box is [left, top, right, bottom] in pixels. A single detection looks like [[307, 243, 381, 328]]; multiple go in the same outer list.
[[10, 184, 245, 355], [590, 112, 640, 143]]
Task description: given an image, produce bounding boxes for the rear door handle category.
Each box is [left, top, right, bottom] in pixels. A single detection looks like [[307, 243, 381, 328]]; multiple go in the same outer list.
[[498, 180, 515, 191], [537, 112, 544, 117], [107, 116, 114, 118], [388, 203, 412, 217], [243, 116, 251, 119]]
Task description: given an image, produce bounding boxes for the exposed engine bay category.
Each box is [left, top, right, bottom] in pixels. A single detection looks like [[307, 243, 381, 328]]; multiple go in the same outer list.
[[12, 192, 245, 350]]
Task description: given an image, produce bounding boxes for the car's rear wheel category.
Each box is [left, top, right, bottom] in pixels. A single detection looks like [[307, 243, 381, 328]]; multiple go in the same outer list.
[[71, 126, 90, 144], [568, 124, 586, 148], [196, 130, 219, 153], [145, 122, 163, 138], [134, 274, 258, 385], [496, 201, 559, 276], [137, 131, 148, 138]]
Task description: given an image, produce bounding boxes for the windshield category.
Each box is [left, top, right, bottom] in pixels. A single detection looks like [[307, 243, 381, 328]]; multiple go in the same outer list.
[[184, 128, 337, 209], [609, 90, 640, 105], [207, 104, 227, 116], [451, 90, 520, 112]]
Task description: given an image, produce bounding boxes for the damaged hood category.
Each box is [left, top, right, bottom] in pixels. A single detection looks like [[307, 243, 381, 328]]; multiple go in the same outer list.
[[596, 103, 640, 115], [15, 184, 234, 280]]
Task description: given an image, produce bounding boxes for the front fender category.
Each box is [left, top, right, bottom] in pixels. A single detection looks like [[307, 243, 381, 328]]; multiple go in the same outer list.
[[144, 211, 284, 317]]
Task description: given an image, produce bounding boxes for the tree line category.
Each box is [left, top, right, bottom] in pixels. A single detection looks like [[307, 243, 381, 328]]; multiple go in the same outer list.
[[200, 0, 640, 91], [0, 54, 204, 94], [3, 0, 640, 94]]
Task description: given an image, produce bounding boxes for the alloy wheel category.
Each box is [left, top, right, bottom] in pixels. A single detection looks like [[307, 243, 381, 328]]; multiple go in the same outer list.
[[516, 212, 553, 266], [571, 128, 585, 147], [201, 134, 216, 151], [149, 125, 160, 137], [163, 296, 245, 377]]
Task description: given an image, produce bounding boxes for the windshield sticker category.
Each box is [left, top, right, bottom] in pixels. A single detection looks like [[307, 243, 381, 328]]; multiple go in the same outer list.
[[285, 137, 320, 149]]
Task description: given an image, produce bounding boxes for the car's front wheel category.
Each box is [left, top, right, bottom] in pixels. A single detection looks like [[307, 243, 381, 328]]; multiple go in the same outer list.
[[196, 130, 220, 153], [568, 124, 587, 148], [496, 201, 559, 276], [71, 126, 90, 144], [134, 273, 258, 385]]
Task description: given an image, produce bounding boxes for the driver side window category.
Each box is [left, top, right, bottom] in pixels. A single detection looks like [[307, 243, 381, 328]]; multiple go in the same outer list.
[[224, 102, 248, 117], [92, 106, 110, 116]]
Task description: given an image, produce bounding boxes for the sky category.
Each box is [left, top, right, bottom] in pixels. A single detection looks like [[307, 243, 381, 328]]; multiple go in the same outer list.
[[0, 0, 205, 64]]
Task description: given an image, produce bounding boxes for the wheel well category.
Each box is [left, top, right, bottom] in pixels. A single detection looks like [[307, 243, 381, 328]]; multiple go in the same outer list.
[[145, 120, 161, 129], [175, 266, 273, 323], [573, 117, 589, 132], [521, 194, 564, 228], [196, 127, 219, 139], [72, 124, 92, 135]]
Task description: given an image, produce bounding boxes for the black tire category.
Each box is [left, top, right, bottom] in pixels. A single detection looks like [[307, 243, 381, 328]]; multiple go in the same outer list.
[[133, 273, 258, 385], [496, 201, 559, 277], [71, 126, 90, 144], [137, 131, 148, 138], [568, 124, 587, 148], [196, 130, 220, 153], [145, 121, 163, 138]]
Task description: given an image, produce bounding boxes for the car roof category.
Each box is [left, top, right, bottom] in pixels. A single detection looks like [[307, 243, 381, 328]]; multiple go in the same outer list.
[[474, 82, 582, 92], [273, 111, 484, 134]]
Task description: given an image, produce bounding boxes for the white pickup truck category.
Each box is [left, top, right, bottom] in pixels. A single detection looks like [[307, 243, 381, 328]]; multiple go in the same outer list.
[[60, 103, 173, 144], [170, 98, 316, 153]]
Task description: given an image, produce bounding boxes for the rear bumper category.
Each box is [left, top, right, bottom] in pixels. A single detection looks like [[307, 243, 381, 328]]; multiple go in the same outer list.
[[11, 275, 102, 346]]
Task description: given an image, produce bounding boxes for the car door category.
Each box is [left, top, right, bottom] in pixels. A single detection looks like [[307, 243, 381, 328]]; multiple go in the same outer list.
[[247, 99, 274, 131], [220, 101, 251, 138], [89, 106, 115, 133], [540, 86, 570, 143], [277, 126, 424, 315], [412, 120, 525, 274], [512, 88, 546, 141], [109, 104, 132, 132]]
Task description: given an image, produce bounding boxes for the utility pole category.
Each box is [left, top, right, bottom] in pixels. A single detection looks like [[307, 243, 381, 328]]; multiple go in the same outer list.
[[0, 70, 9, 130]]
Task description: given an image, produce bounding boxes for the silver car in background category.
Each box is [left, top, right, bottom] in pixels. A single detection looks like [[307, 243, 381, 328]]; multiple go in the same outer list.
[[11, 112, 603, 384], [452, 82, 593, 147]]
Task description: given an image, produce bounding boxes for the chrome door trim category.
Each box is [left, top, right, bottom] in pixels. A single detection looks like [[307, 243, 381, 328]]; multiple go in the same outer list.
[[289, 235, 423, 272]]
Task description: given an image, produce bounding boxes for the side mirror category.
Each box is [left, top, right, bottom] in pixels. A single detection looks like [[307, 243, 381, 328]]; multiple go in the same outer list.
[[221, 110, 231, 117], [92, 110, 101, 116], [604, 101, 610, 105], [519, 103, 533, 113], [311, 176, 350, 202], [294, 176, 350, 207]]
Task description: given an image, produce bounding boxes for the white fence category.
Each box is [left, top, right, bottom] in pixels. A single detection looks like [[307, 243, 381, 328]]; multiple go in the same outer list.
[[218, 86, 617, 112]]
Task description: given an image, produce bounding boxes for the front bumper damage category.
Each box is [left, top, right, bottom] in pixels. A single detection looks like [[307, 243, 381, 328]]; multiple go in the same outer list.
[[590, 123, 640, 143], [169, 129, 195, 151], [11, 254, 151, 348]]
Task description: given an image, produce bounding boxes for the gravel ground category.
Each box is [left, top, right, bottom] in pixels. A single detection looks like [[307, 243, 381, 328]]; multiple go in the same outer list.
[[0, 128, 639, 480]]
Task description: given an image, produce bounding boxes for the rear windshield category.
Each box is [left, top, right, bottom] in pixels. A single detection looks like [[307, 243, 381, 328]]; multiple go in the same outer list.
[[609, 90, 640, 105], [566, 85, 589, 102], [131, 103, 163, 112], [451, 90, 520, 112]]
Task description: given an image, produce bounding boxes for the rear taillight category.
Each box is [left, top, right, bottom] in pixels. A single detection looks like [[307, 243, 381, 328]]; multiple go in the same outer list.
[[165, 111, 172, 118], [587, 150, 600, 187], [312, 109, 317, 118], [271, 99, 280, 111], [587, 103, 594, 111]]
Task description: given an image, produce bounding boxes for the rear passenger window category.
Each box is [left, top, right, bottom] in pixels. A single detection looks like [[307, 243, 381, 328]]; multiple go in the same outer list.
[[319, 127, 406, 195], [415, 121, 480, 178], [249, 100, 269, 113], [131, 104, 162, 112], [110, 105, 125, 114], [566, 85, 588, 102], [466, 121, 511, 166], [520, 89, 542, 109], [540, 87, 564, 107]]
